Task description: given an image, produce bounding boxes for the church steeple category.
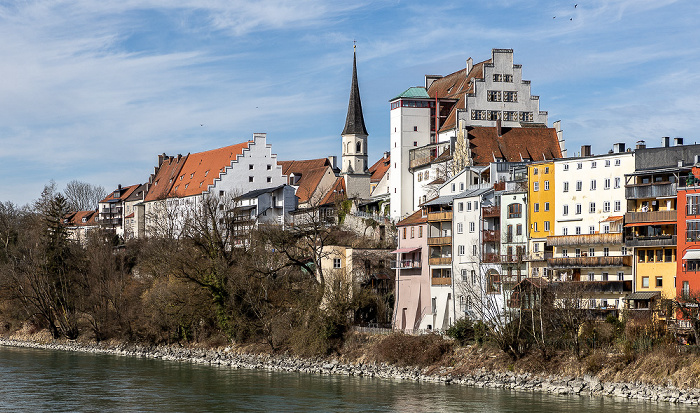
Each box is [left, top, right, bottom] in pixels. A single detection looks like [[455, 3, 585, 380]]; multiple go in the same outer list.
[[341, 46, 369, 175], [342, 48, 368, 136]]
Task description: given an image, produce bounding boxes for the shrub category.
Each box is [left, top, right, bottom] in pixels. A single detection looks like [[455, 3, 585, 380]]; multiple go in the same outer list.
[[374, 333, 453, 367], [446, 318, 474, 346]]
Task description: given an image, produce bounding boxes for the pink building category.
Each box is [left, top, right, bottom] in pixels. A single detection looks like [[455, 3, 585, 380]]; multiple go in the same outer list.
[[393, 210, 431, 331]]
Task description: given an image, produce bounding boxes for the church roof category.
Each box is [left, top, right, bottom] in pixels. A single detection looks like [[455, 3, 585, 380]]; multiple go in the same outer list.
[[342, 51, 368, 136]]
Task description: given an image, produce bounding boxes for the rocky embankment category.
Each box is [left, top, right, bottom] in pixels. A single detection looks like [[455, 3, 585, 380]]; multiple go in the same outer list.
[[1, 337, 699, 406]]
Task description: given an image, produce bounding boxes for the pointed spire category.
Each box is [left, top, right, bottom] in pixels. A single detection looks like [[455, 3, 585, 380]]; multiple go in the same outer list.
[[342, 48, 368, 136]]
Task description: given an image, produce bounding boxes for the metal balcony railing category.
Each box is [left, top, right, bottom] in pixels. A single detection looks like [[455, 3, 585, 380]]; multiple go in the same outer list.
[[390, 260, 422, 269]]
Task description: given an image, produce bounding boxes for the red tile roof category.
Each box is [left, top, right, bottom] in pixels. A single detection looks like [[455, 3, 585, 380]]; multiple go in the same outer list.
[[144, 155, 188, 202], [278, 158, 335, 204], [99, 184, 140, 203], [320, 177, 347, 205], [368, 155, 390, 183], [466, 126, 562, 164], [65, 210, 97, 226], [170, 141, 251, 198], [397, 210, 427, 227]]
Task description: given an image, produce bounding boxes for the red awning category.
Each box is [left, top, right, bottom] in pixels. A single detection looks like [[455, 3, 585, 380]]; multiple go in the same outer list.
[[391, 247, 421, 254], [624, 221, 675, 227]]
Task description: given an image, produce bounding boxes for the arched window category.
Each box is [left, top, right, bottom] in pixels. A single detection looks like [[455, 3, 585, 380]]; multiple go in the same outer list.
[[356, 141, 362, 153]]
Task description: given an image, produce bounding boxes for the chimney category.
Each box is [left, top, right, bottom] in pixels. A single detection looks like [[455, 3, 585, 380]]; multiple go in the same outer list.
[[674, 137, 684, 146], [383, 151, 389, 159], [466, 57, 473, 74], [636, 140, 646, 150], [177, 154, 182, 162], [581, 145, 591, 157], [662, 137, 670, 147], [613, 142, 625, 153], [496, 118, 502, 137], [327, 156, 337, 169]]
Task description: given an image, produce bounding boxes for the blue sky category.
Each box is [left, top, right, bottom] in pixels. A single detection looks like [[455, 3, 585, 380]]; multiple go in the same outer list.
[[1, 0, 699, 205]]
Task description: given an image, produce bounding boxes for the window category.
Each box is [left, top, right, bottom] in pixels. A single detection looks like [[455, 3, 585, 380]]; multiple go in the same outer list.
[[588, 272, 595, 281], [471, 270, 477, 284], [590, 180, 597, 190], [533, 168, 539, 175], [603, 247, 610, 257], [605, 160, 611, 167], [249, 176, 254, 182], [534, 243, 540, 252], [577, 163, 582, 170], [413, 126, 417, 132], [508, 203, 522, 218], [458, 202, 463, 212], [589, 247, 595, 257], [410, 227, 415, 238], [602, 272, 609, 281], [638, 250, 646, 263], [615, 159, 621, 166], [419, 226, 423, 237], [563, 205, 569, 215], [603, 201, 610, 212], [642, 277, 649, 288], [473, 245, 478, 255], [471, 110, 486, 120], [493, 73, 502, 82], [487, 110, 501, 121], [451, 184, 456, 192], [461, 269, 468, 282], [656, 277, 663, 287], [545, 167, 550, 174], [544, 221, 550, 231], [589, 226, 595, 234], [333, 258, 341, 269], [249, 164, 254, 170], [267, 177, 272, 183], [503, 111, 518, 121], [544, 202, 550, 211], [460, 182, 464, 191], [604, 179, 611, 190], [469, 222, 475, 233], [683, 281, 690, 298], [267, 164, 272, 170], [589, 202, 596, 213], [544, 181, 550, 190], [457, 223, 463, 234], [402, 228, 406, 239], [504, 74, 513, 82], [533, 182, 540, 191], [591, 161, 597, 168], [688, 195, 700, 215], [467, 202, 472, 211], [665, 249, 673, 262], [562, 227, 568, 235], [576, 181, 582, 191], [575, 226, 581, 235], [487, 90, 501, 101], [503, 91, 517, 102], [563, 164, 569, 171], [614, 177, 621, 188], [516, 224, 522, 236], [519, 111, 533, 122], [576, 204, 582, 215], [458, 245, 465, 255], [562, 248, 568, 257], [534, 203, 540, 212], [533, 222, 538, 232], [614, 201, 621, 212]]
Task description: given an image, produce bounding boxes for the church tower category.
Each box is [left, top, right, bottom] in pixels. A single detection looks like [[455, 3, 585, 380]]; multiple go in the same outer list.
[[341, 47, 369, 175]]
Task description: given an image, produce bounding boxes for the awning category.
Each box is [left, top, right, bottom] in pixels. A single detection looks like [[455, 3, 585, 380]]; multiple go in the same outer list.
[[391, 247, 421, 254], [683, 249, 700, 260], [625, 291, 661, 301], [624, 221, 674, 227]]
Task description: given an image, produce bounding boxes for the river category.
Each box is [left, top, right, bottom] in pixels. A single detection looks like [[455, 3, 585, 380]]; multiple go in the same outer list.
[[0, 345, 695, 412]]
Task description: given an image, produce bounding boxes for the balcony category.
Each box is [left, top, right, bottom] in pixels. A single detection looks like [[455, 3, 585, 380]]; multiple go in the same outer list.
[[625, 235, 676, 248], [429, 257, 452, 266], [547, 255, 633, 268], [409, 142, 451, 170], [482, 205, 500, 217], [625, 182, 676, 199], [391, 260, 422, 270], [482, 253, 501, 263], [525, 252, 553, 262], [427, 211, 453, 221], [624, 210, 677, 224], [547, 233, 622, 247], [427, 236, 451, 246], [483, 230, 501, 242], [431, 276, 452, 286]]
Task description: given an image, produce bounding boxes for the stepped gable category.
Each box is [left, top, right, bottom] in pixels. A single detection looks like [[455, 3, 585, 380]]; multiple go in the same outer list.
[[466, 125, 562, 165], [169, 141, 251, 198], [144, 155, 188, 202], [342, 51, 368, 136], [368, 155, 390, 183], [427, 59, 490, 133], [320, 177, 347, 205], [278, 158, 334, 204]]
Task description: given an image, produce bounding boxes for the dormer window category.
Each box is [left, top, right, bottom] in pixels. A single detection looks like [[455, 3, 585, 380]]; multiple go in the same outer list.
[[82, 218, 87, 222], [205, 170, 209, 176], [190, 173, 194, 178]]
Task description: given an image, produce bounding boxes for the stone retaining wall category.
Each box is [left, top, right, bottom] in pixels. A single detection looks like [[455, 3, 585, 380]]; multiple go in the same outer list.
[[1, 338, 698, 406]]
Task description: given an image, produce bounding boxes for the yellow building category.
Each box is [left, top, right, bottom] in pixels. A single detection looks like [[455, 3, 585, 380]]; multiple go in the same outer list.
[[527, 161, 555, 278]]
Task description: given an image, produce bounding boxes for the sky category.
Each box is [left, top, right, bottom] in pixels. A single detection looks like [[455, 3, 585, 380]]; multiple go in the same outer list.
[[1, 0, 699, 205]]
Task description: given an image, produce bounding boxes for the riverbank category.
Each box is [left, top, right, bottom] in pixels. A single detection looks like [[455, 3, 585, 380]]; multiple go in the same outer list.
[[1, 332, 699, 406]]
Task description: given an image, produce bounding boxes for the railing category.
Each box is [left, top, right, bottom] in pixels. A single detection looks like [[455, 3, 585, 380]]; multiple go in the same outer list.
[[625, 182, 676, 199], [390, 260, 422, 269], [408, 142, 451, 170], [429, 257, 452, 265], [624, 235, 676, 248], [352, 211, 392, 223], [547, 255, 633, 268], [525, 252, 554, 261], [482, 206, 500, 217], [482, 253, 500, 263], [624, 210, 677, 223], [427, 236, 451, 246], [547, 233, 623, 246], [483, 230, 501, 242], [431, 276, 452, 286], [427, 211, 453, 221]]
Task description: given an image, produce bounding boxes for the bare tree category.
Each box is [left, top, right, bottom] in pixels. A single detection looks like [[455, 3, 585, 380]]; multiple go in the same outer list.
[[674, 290, 700, 342], [64, 180, 106, 212]]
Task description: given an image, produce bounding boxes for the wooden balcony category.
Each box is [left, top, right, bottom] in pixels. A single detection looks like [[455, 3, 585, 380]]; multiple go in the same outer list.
[[427, 211, 453, 221], [625, 182, 676, 199], [624, 210, 677, 224], [429, 257, 452, 266], [431, 276, 452, 286], [427, 236, 451, 246], [547, 255, 633, 268], [547, 233, 622, 247], [482, 205, 500, 217], [625, 235, 676, 248], [483, 230, 501, 242]]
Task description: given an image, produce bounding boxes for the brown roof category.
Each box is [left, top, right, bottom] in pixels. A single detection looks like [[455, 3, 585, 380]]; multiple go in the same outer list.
[[427, 60, 489, 133], [397, 210, 427, 227], [99, 184, 140, 203], [171, 141, 251, 198], [466, 126, 562, 165], [368, 155, 390, 183], [65, 210, 97, 226], [320, 177, 346, 205], [144, 155, 188, 202], [279, 158, 334, 204]]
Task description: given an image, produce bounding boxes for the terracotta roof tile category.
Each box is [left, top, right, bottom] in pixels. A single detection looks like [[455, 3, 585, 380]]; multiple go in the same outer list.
[[65, 210, 97, 226], [368, 155, 390, 183], [144, 155, 188, 202], [466, 126, 562, 165], [397, 210, 427, 226], [99, 184, 140, 203], [278, 158, 334, 204], [321, 177, 346, 205]]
